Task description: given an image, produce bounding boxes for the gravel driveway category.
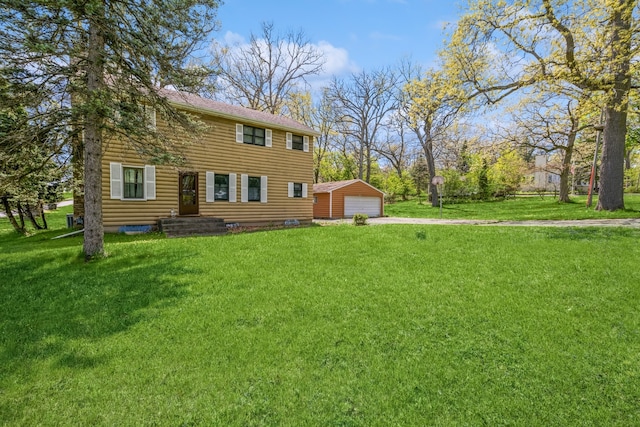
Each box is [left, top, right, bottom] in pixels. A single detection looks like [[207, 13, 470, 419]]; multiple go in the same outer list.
[[317, 217, 640, 228]]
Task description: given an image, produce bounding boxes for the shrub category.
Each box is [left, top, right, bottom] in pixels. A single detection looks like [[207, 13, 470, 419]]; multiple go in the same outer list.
[[352, 213, 368, 226]]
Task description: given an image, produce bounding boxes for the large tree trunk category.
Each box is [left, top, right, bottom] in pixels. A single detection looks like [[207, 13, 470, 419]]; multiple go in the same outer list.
[[596, 0, 633, 211], [558, 132, 576, 203], [597, 106, 627, 211], [423, 143, 438, 207], [83, 13, 105, 260]]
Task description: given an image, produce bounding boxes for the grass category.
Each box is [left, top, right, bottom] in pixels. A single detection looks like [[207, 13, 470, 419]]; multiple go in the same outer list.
[[386, 194, 640, 220], [1, 208, 640, 425]]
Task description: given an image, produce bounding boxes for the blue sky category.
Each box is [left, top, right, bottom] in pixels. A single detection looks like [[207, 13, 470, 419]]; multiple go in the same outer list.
[[213, 0, 463, 78]]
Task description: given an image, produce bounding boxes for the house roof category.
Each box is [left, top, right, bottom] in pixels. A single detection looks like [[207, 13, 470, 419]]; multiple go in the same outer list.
[[159, 88, 319, 136], [313, 179, 384, 195]]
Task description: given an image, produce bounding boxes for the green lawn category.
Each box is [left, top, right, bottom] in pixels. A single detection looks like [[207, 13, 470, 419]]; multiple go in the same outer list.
[[1, 208, 639, 425], [386, 194, 640, 220]]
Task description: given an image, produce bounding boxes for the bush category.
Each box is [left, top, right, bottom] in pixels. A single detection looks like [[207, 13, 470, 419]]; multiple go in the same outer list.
[[352, 213, 368, 226]]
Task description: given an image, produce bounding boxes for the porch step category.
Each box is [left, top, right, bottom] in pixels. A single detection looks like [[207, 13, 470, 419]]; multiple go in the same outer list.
[[158, 217, 227, 238]]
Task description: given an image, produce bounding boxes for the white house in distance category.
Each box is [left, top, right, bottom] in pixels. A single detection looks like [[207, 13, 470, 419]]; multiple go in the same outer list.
[[523, 154, 561, 191], [534, 155, 560, 189]]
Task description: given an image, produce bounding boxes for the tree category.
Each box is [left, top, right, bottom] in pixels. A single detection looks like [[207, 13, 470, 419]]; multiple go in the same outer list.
[[327, 68, 398, 183], [490, 149, 528, 197], [496, 86, 597, 202], [402, 69, 468, 206], [0, 70, 67, 233], [0, 0, 221, 259], [210, 22, 325, 114], [446, 0, 638, 211], [375, 113, 417, 183]]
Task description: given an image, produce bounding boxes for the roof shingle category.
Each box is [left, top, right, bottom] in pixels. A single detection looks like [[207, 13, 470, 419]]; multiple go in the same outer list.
[[159, 88, 318, 136]]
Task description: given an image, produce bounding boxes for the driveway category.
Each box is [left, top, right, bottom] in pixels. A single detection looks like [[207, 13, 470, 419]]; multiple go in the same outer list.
[[366, 217, 640, 228], [314, 216, 640, 228]]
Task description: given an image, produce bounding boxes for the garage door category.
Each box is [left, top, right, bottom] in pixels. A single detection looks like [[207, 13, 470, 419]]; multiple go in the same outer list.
[[344, 196, 381, 217]]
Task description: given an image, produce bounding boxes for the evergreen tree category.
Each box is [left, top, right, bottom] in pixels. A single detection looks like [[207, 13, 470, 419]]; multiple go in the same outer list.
[[0, 0, 221, 259]]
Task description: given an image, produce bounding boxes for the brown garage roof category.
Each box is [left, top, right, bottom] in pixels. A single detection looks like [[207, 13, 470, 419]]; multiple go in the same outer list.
[[159, 88, 319, 136], [313, 179, 385, 194]]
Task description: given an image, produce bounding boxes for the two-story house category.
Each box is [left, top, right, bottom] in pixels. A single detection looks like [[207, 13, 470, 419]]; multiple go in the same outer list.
[[102, 89, 318, 231]]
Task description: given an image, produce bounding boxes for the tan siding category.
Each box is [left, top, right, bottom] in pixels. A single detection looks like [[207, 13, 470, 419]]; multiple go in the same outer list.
[[102, 114, 314, 227]]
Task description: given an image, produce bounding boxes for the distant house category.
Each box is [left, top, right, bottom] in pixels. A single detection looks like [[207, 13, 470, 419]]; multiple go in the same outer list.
[[102, 89, 319, 231], [523, 155, 561, 191], [313, 179, 384, 219]]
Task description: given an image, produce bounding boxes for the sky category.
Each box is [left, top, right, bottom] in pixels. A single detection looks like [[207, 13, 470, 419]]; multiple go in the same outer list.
[[212, 0, 464, 80]]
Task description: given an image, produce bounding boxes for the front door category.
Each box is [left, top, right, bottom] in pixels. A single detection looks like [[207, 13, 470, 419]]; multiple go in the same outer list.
[[179, 172, 199, 215]]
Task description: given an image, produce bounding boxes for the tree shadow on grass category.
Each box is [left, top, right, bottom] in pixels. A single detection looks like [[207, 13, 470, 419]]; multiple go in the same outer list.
[[0, 235, 194, 405]]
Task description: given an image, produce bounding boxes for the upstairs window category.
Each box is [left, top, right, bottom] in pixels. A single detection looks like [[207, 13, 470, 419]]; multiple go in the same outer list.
[[292, 135, 304, 151], [236, 124, 272, 147], [286, 132, 309, 152], [244, 125, 265, 146]]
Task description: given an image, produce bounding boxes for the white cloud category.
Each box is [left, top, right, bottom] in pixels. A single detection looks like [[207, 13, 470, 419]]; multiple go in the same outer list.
[[306, 40, 360, 92], [314, 41, 359, 76], [221, 31, 245, 46]]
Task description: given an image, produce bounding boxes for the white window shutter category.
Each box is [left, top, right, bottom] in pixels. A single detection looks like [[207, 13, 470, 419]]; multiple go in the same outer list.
[[260, 176, 268, 203], [286, 132, 292, 150], [145, 165, 156, 200], [288, 182, 294, 198], [241, 174, 248, 203], [303, 136, 310, 152], [110, 162, 122, 199], [302, 183, 308, 198], [206, 172, 215, 202], [236, 124, 244, 143], [229, 173, 237, 202], [265, 129, 272, 147]]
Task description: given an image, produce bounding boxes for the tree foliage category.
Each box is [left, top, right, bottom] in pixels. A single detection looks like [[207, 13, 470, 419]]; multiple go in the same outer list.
[[0, 0, 221, 258], [445, 0, 639, 210], [0, 70, 67, 233]]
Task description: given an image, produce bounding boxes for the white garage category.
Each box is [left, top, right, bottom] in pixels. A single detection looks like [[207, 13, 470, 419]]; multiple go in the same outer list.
[[344, 196, 382, 217]]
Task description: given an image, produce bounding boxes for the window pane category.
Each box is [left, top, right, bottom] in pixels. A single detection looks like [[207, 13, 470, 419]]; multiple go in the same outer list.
[[294, 182, 302, 198], [292, 135, 304, 150], [215, 174, 229, 200], [242, 125, 266, 146], [248, 176, 261, 201], [123, 167, 144, 199]]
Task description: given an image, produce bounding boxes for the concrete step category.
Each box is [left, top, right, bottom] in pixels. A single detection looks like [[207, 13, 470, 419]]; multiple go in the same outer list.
[[158, 217, 227, 238]]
